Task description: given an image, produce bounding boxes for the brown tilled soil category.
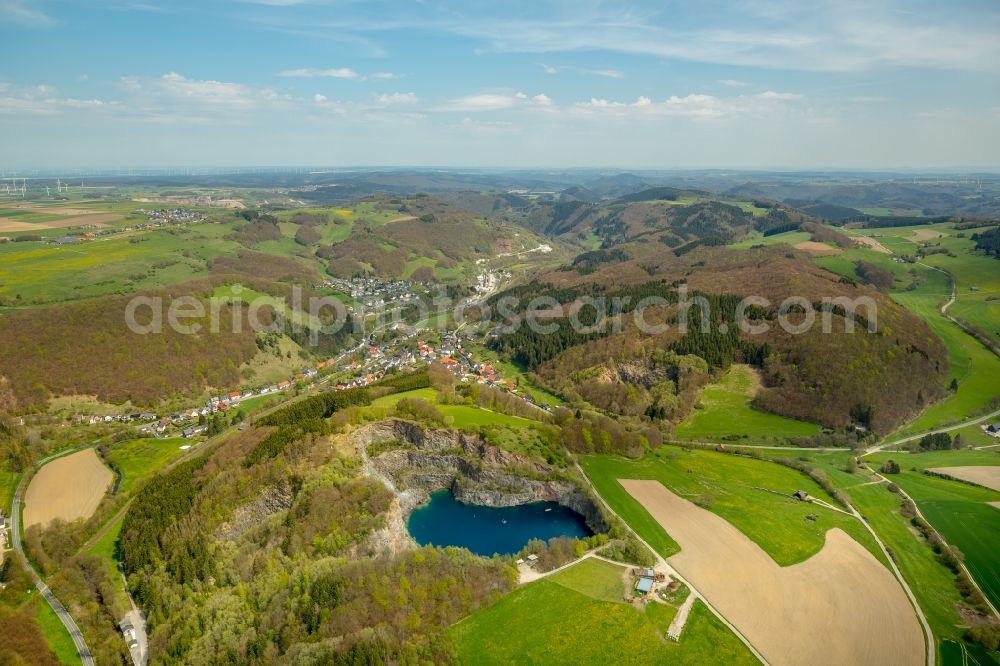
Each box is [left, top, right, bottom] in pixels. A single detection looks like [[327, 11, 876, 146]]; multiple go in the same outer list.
[[792, 240, 841, 256], [24, 448, 112, 528], [620, 479, 924, 666], [0, 213, 121, 232], [911, 229, 946, 242], [929, 466, 1000, 492]]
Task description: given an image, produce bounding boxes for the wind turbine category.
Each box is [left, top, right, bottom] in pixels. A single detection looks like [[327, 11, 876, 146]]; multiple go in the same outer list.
[[46, 186, 50, 196]]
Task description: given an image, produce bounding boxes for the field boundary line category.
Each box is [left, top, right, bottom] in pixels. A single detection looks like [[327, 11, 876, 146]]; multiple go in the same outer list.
[[12, 469, 95, 665], [872, 469, 1000, 621], [573, 462, 771, 666]]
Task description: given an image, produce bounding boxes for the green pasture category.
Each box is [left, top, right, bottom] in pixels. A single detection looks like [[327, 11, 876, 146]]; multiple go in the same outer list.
[[449, 579, 757, 666], [675, 365, 820, 441], [104, 437, 188, 494], [580, 448, 883, 566]]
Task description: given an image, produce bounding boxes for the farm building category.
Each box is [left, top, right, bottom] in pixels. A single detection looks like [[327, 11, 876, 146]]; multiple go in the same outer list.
[[635, 578, 653, 595]]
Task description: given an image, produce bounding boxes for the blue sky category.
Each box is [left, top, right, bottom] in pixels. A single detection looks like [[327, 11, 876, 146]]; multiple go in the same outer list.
[[1, 0, 998, 169]]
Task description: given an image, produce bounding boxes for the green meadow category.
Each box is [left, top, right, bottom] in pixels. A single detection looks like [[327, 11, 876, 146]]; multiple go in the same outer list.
[[0, 222, 237, 304], [449, 578, 757, 666], [369, 386, 543, 430], [728, 229, 812, 248], [674, 365, 820, 442], [88, 514, 124, 562], [580, 448, 883, 566], [547, 557, 629, 603], [867, 449, 1000, 610], [33, 599, 82, 666], [801, 449, 993, 657], [803, 224, 1000, 436], [104, 437, 188, 494]]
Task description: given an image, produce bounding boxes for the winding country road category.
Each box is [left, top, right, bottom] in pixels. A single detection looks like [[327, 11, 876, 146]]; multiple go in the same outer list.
[[11, 473, 95, 666]]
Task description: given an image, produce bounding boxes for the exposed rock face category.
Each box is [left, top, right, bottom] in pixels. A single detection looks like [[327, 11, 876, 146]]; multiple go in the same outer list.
[[614, 360, 672, 388], [217, 481, 295, 541], [352, 419, 607, 534]]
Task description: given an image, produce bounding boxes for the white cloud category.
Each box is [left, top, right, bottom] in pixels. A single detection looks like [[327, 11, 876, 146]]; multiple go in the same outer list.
[[313, 93, 327, 103], [370, 72, 398, 80], [441, 91, 552, 112], [375, 92, 418, 105], [442, 93, 520, 112], [159, 72, 267, 108], [581, 68, 624, 79], [569, 90, 804, 120], [719, 79, 751, 87], [0, 83, 114, 115], [542, 64, 559, 74], [851, 96, 887, 103], [278, 67, 359, 80], [757, 91, 803, 101], [365, 2, 1000, 73], [0, 0, 54, 26], [663, 94, 724, 118]]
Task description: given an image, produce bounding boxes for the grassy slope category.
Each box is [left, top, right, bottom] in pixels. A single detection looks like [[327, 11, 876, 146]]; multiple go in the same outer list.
[[803, 450, 983, 657], [88, 514, 124, 561], [867, 450, 1000, 610], [2, 465, 20, 515], [803, 225, 1000, 435], [104, 437, 188, 494], [0, 221, 237, 304], [449, 580, 758, 666], [675, 365, 820, 441], [32, 599, 82, 666], [548, 557, 628, 603], [581, 448, 884, 566], [369, 386, 542, 429]]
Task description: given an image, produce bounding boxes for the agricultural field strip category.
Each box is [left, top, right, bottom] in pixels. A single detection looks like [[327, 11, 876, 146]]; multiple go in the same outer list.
[[23, 448, 112, 528], [926, 466, 1000, 493], [869, 467, 1000, 619], [580, 452, 936, 665], [573, 461, 772, 665], [620, 479, 926, 666], [10, 473, 95, 665]]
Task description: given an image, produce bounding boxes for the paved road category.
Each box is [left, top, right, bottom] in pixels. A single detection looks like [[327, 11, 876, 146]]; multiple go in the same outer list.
[[11, 474, 95, 665], [864, 407, 1000, 456]]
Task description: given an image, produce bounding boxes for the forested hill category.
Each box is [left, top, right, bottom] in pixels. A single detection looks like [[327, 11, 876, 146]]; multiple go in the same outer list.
[[488, 244, 947, 433], [116, 386, 522, 663], [519, 196, 817, 248]]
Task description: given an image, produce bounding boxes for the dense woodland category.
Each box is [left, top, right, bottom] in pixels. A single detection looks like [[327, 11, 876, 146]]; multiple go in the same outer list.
[[972, 226, 1000, 259], [109, 375, 523, 664], [490, 246, 947, 432], [0, 286, 257, 409]]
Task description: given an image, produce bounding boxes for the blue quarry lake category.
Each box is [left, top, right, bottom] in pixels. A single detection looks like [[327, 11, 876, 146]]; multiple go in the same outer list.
[[407, 490, 592, 556]]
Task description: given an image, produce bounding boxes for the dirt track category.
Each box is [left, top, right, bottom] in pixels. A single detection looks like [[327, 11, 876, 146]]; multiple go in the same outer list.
[[24, 449, 112, 529], [620, 479, 924, 666], [929, 466, 1000, 492], [853, 236, 892, 254]]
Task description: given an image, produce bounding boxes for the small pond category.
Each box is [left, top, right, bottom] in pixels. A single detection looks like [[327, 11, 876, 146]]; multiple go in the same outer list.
[[407, 490, 592, 556]]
